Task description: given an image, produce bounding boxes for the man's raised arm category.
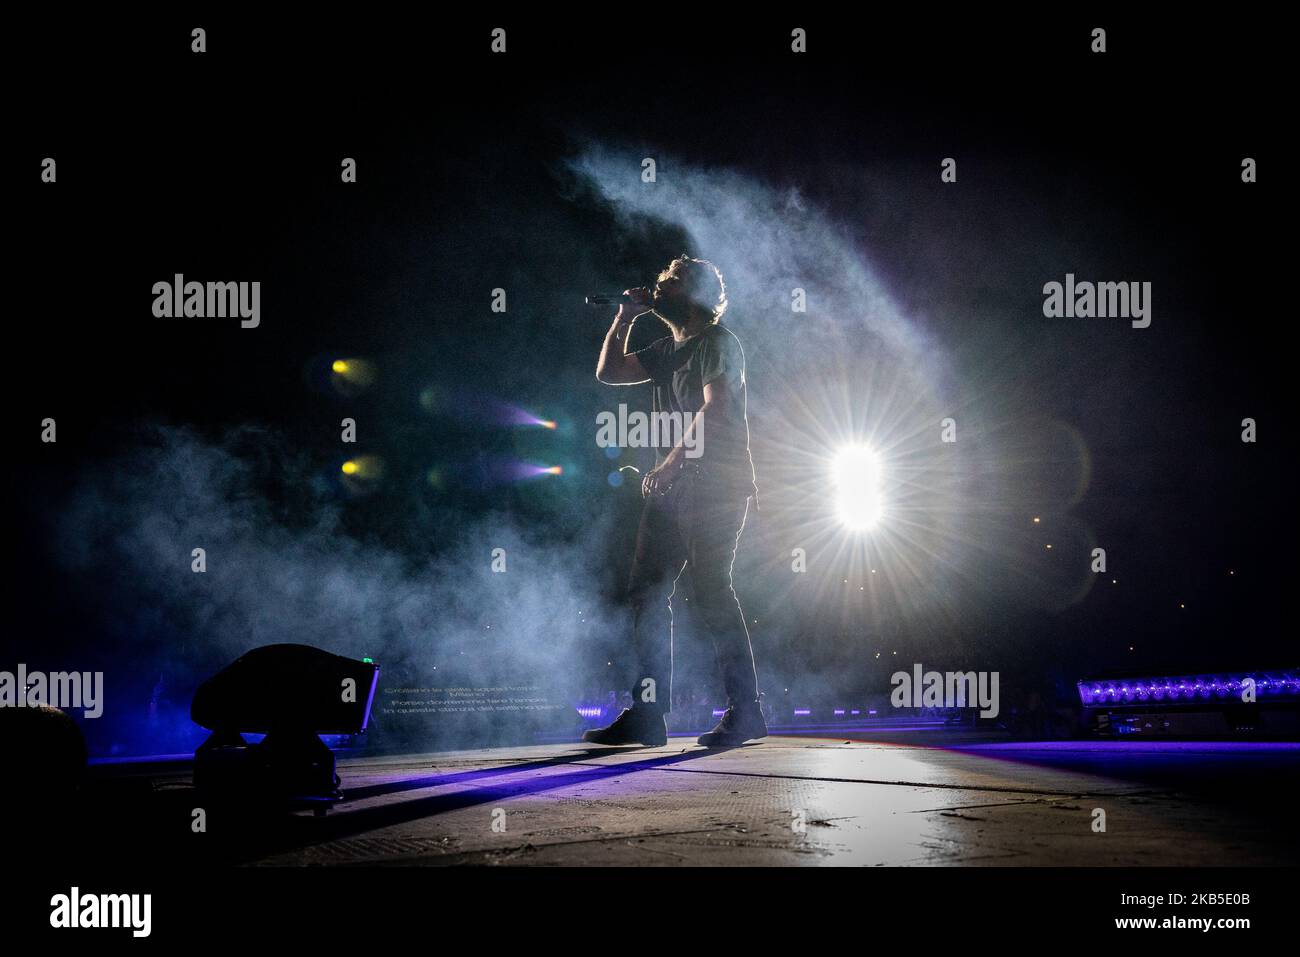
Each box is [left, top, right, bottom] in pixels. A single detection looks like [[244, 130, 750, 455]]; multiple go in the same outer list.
[[596, 287, 654, 384]]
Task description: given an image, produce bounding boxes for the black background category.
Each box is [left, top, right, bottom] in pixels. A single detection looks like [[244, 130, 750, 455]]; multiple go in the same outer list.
[[5, 6, 1294, 940]]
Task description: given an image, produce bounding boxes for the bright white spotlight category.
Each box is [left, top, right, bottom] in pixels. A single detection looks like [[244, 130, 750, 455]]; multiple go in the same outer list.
[[832, 445, 884, 531]]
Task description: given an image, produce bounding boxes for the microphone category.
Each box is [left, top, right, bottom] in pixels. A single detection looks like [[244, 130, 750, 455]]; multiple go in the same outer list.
[[585, 293, 633, 305]]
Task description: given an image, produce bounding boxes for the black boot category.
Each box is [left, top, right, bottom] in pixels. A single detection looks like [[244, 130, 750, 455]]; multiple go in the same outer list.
[[697, 701, 767, 748], [582, 707, 668, 746]]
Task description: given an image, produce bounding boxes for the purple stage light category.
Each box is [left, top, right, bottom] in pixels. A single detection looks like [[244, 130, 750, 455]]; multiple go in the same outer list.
[[499, 403, 557, 429], [1077, 669, 1300, 707], [513, 462, 564, 479], [575, 706, 603, 719], [793, 709, 811, 716]]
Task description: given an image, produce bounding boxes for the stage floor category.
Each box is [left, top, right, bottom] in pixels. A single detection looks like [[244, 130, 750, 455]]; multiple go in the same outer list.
[[84, 732, 1300, 866]]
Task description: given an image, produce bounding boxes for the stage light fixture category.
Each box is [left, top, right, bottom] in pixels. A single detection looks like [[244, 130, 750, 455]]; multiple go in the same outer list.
[[191, 643, 379, 813], [1076, 667, 1300, 738], [832, 444, 884, 530], [1077, 669, 1300, 707]]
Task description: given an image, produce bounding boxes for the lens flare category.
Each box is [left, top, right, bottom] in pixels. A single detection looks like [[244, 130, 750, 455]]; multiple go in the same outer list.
[[832, 445, 883, 531]]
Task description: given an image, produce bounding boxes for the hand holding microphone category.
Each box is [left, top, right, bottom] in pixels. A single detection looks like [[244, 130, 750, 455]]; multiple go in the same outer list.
[[587, 287, 654, 321], [614, 287, 654, 324], [594, 287, 655, 375]]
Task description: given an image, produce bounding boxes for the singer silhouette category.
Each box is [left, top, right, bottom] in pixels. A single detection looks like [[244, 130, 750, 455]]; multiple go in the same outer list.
[[588, 256, 765, 748]]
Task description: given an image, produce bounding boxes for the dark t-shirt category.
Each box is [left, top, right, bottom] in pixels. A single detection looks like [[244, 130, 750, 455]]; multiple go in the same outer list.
[[633, 322, 758, 498]]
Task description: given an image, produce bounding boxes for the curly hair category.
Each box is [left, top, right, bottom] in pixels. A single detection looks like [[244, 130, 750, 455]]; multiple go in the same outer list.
[[656, 255, 728, 322]]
